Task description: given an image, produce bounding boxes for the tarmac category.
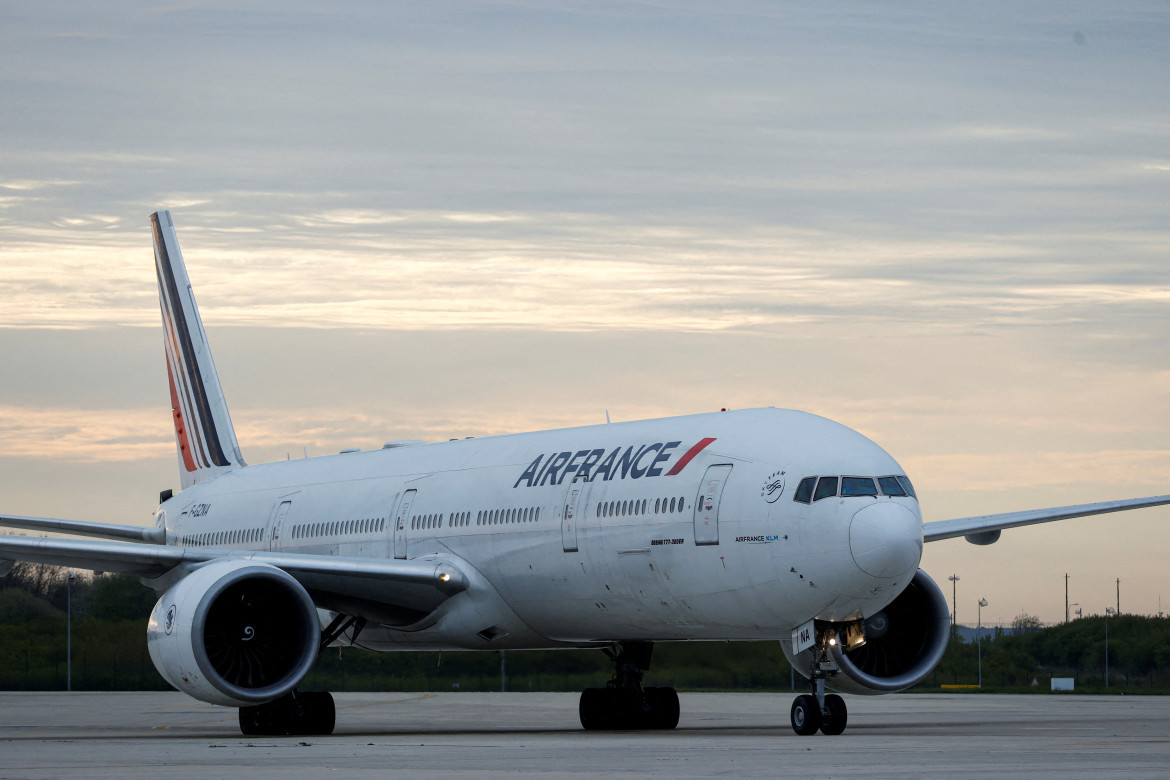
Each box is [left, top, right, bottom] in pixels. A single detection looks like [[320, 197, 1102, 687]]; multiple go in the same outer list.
[[1, 691, 1168, 779]]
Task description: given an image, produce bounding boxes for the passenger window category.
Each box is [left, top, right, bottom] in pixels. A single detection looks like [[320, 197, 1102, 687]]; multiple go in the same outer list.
[[794, 477, 816, 504], [813, 477, 838, 501], [878, 476, 906, 496], [841, 477, 878, 497]]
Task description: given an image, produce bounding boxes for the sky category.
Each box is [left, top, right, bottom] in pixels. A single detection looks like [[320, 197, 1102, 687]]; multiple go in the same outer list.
[[1, 1, 1168, 625]]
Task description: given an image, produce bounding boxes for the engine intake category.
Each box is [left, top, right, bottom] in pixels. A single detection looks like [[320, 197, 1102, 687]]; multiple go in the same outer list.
[[148, 560, 320, 706], [784, 569, 950, 695], [829, 569, 950, 693]]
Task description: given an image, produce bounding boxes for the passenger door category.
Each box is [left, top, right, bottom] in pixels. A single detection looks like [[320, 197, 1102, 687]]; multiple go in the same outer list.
[[267, 500, 292, 551], [392, 489, 417, 559], [561, 483, 590, 553], [694, 464, 733, 545]]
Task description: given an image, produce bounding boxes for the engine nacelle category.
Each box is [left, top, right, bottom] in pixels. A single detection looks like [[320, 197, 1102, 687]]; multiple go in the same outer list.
[[784, 569, 951, 695], [147, 560, 320, 707]]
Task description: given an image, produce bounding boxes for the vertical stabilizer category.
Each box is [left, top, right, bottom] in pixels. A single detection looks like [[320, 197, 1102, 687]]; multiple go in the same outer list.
[[152, 210, 245, 488]]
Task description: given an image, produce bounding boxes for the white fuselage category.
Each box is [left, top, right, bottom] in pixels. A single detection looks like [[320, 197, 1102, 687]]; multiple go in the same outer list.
[[161, 408, 924, 651]]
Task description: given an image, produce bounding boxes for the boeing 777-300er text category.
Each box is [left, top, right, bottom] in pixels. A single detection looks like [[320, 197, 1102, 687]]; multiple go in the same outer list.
[[2, 210, 1168, 736]]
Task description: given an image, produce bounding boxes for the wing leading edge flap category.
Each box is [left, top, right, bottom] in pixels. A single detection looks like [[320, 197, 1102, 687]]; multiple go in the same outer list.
[[0, 535, 468, 626], [923, 494, 1170, 543]]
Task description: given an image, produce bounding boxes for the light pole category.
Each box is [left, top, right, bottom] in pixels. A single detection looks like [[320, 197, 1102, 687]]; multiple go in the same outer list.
[[977, 598, 988, 688], [66, 571, 75, 692], [948, 574, 960, 628], [1105, 607, 1115, 689]]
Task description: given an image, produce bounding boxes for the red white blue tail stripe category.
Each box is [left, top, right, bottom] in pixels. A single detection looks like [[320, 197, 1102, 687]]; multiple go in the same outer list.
[[152, 210, 244, 488]]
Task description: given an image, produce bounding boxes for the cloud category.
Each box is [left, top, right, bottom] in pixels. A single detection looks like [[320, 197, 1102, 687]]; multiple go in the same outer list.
[[1, 209, 1165, 336], [0, 405, 173, 463], [904, 449, 1170, 493]]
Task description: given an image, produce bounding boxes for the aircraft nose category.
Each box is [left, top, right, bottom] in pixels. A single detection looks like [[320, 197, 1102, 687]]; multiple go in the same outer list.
[[849, 502, 922, 578]]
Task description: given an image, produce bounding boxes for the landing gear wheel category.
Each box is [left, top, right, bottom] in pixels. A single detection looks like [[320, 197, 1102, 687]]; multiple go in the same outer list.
[[790, 694, 820, 736], [819, 693, 847, 736], [298, 691, 336, 735], [579, 688, 610, 730], [238, 705, 272, 736], [645, 687, 680, 730]]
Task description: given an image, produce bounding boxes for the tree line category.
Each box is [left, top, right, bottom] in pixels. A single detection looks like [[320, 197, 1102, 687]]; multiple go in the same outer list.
[[2, 563, 1167, 693]]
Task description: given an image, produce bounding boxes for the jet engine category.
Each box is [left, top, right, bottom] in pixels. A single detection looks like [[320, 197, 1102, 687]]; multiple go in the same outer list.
[[147, 560, 320, 707], [784, 569, 951, 695]]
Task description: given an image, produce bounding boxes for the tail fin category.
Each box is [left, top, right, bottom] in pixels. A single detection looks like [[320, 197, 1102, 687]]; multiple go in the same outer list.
[[151, 210, 245, 488]]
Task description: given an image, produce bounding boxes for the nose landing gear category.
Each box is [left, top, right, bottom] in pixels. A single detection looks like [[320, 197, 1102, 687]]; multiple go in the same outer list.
[[790, 629, 849, 736]]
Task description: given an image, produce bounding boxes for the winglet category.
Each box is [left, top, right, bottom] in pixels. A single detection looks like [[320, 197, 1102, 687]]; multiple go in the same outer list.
[[152, 210, 245, 488]]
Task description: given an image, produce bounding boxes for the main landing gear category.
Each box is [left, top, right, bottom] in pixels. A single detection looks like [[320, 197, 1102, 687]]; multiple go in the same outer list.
[[790, 630, 848, 736], [239, 690, 336, 736], [579, 642, 680, 730], [238, 613, 366, 736]]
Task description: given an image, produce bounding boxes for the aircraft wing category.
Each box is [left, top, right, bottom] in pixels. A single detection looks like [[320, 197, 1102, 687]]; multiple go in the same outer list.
[[923, 494, 1170, 544], [0, 514, 165, 543], [0, 534, 469, 626]]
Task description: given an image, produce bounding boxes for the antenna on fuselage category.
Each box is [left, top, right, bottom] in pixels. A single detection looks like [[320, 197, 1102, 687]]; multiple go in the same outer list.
[[605, 410, 611, 424]]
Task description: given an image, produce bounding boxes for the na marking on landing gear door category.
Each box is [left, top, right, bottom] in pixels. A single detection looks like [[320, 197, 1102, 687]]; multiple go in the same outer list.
[[2, 210, 1169, 736]]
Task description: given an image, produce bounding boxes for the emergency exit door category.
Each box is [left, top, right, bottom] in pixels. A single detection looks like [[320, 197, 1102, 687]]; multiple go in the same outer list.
[[694, 464, 732, 545]]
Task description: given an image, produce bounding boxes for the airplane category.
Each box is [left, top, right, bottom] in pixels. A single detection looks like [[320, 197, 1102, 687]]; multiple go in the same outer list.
[[2, 209, 1168, 737]]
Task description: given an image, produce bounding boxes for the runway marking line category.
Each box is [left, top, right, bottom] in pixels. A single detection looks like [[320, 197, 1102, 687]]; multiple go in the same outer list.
[[150, 693, 436, 729], [338, 693, 437, 711]]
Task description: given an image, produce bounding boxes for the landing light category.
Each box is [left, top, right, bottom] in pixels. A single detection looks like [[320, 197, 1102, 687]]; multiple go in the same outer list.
[[828, 637, 838, 647], [438, 572, 451, 583]]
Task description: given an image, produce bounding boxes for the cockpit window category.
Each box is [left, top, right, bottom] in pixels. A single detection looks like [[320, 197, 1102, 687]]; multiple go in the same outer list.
[[797, 474, 917, 504], [896, 475, 917, 499], [794, 477, 816, 504], [841, 477, 878, 497], [813, 476, 839, 501]]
